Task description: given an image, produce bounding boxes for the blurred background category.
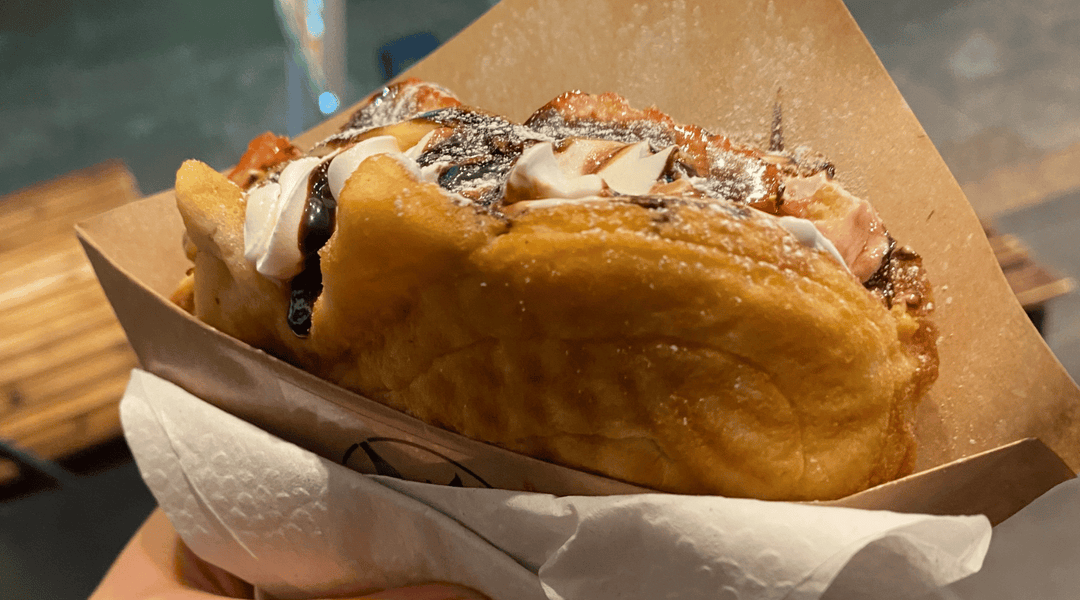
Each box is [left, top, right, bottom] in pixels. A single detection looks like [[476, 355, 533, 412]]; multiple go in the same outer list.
[[1, 0, 1078, 597]]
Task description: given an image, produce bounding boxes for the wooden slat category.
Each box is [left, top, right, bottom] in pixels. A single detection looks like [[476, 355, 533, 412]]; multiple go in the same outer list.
[[0, 460, 18, 484], [4, 342, 135, 419], [0, 235, 92, 284], [0, 301, 121, 366], [0, 265, 97, 318], [0, 161, 141, 484], [2, 324, 131, 402], [983, 223, 1076, 311], [1, 278, 112, 343], [961, 142, 1080, 219], [2, 375, 130, 444], [987, 233, 1030, 270], [0, 160, 141, 253], [1010, 266, 1078, 309]]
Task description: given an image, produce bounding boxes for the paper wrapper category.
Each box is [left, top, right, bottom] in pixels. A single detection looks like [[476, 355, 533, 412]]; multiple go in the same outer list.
[[121, 368, 992, 600], [79, 0, 1079, 531]]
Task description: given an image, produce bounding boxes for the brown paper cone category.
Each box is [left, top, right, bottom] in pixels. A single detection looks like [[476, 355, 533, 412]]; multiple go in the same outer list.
[[78, 0, 1079, 524]]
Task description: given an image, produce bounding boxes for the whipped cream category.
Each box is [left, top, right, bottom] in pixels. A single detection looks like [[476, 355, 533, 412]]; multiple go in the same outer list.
[[327, 136, 401, 201], [505, 142, 605, 201], [245, 131, 853, 283], [779, 172, 890, 280], [504, 140, 850, 271], [245, 135, 413, 280], [775, 216, 849, 271], [505, 140, 679, 203], [244, 156, 323, 280], [596, 142, 675, 195]]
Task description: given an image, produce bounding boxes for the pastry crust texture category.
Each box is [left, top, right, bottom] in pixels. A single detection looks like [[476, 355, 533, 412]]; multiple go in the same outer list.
[[175, 80, 937, 501]]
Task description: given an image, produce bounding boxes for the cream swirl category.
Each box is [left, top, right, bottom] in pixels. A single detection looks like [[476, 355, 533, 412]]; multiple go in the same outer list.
[[244, 135, 415, 280], [504, 140, 850, 271], [243, 156, 323, 280], [245, 132, 854, 282]]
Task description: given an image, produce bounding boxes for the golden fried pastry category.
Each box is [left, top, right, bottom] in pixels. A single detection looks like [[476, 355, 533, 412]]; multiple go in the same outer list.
[[174, 79, 937, 501]]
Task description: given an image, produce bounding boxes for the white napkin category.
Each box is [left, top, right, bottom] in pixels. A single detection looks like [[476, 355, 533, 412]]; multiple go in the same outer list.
[[120, 369, 991, 600]]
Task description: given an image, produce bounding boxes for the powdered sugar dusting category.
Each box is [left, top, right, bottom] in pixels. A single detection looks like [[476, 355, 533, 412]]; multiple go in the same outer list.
[[347, 82, 439, 130], [692, 146, 769, 204], [413, 107, 551, 205], [315, 88, 787, 211], [610, 0, 692, 109], [324, 81, 460, 148], [527, 110, 676, 151]]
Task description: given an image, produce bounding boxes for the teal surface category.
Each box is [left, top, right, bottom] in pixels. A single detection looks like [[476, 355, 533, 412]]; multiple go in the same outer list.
[[0, 0, 491, 197]]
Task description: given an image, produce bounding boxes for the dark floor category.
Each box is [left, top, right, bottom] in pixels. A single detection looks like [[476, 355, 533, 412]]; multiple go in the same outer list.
[[0, 439, 156, 599], [2, 0, 1078, 598]]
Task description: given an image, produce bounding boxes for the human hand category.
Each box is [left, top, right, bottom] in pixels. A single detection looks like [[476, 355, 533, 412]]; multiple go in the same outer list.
[[90, 509, 489, 600]]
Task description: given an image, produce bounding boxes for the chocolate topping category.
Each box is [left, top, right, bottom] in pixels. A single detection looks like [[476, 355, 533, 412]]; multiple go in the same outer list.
[[865, 237, 933, 314], [526, 108, 678, 150], [769, 97, 785, 153], [341, 80, 442, 132], [299, 160, 336, 254], [274, 86, 918, 330], [287, 256, 322, 337], [414, 107, 548, 205], [288, 159, 337, 337], [661, 150, 699, 182]]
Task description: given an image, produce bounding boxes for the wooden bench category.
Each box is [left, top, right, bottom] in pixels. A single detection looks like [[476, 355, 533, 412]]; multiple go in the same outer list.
[[984, 224, 1076, 332], [0, 161, 141, 484]]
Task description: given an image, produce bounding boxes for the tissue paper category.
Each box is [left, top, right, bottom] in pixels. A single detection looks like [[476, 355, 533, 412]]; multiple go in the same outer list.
[[120, 369, 991, 600]]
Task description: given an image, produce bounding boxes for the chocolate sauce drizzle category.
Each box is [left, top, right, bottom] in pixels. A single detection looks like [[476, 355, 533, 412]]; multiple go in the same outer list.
[[279, 90, 893, 333], [300, 160, 337, 254], [525, 108, 677, 151], [288, 257, 322, 337], [414, 107, 548, 206], [769, 95, 785, 153], [341, 81, 418, 132], [661, 150, 698, 182], [288, 159, 337, 337]]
